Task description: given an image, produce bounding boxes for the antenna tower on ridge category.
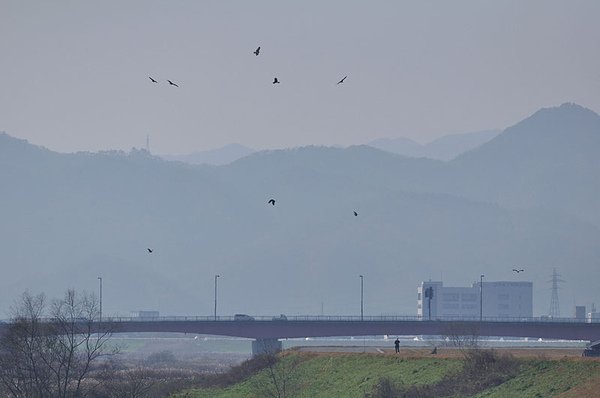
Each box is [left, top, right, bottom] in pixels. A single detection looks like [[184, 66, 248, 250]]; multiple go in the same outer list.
[[548, 267, 565, 317], [146, 134, 150, 153]]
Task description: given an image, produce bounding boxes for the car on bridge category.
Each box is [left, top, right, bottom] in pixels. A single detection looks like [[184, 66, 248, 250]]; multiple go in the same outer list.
[[234, 314, 255, 321], [272, 314, 288, 321]]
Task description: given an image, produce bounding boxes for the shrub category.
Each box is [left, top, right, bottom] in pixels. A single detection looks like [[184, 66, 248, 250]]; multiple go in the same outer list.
[[370, 349, 520, 398]]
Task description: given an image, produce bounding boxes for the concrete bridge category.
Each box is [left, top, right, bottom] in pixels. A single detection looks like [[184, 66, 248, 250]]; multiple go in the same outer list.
[[3, 315, 600, 355], [83, 315, 600, 354]]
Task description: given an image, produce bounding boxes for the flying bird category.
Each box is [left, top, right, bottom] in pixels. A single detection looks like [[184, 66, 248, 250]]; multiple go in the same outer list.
[[512, 268, 524, 273], [353, 211, 358, 217], [167, 80, 179, 87], [254, 46, 261, 56], [337, 76, 348, 85], [272, 77, 280, 84], [149, 76, 158, 83], [147, 248, 153, 253], [268, 199, 276, 206]]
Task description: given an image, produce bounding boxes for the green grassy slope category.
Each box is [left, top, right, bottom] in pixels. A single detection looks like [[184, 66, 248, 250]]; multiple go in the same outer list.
[[173, 353, 600, 398], [173, 353, 460, 398], [474, 360, 600, 398]]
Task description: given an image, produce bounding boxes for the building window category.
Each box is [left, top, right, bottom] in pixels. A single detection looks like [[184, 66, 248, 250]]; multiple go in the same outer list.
[[498, 303, 509, 310], [443, 293, 460, 302], [443, 303, 459, 309], [461, 293, 477, 302], [498, 294, 509, 300], [418, 292, 422, 300]]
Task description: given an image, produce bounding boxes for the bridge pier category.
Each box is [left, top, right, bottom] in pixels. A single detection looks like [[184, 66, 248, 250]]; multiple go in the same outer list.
[[252, 338, 282, 356]]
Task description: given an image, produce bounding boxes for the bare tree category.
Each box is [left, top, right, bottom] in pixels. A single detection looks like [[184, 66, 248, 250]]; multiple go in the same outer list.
[[102, 368, 156, 398], [441, 322, 481, 356], [251, 353, 301, 398], [0, 290, 116, 398], [0, 292, 52, 397]]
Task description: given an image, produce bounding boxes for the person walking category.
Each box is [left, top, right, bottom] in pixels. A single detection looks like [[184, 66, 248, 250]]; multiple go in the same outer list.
[[394, 338, 400, 353]]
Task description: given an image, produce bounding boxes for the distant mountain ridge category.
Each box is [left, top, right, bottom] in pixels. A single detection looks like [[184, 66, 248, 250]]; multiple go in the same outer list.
[[445, 103, 600, 225], [0, 103, 599, 318], [160, 143, 255, 165], [368, 129, 501, 160], [158, 129, 499, 167]]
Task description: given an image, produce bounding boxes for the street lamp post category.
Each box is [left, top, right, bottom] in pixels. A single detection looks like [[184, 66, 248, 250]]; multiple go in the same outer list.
[[359, 275, 364, 321], [214, 274, 220, 320], [480, 274, 484, 321], [97, 276, 103, 323]]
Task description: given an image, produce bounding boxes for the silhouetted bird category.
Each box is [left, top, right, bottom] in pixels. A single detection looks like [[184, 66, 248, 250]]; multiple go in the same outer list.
[[337, 76, 348, 85], [268, 199, 276, 206], [147, 248, 153, 253], [254, 46, 261, 56], [512, 268, 524, 273], [353, 211, 358, 217], [149, 76, 158, 83], [272, 77, 280, 84], [431, 347, 437, 355], [167, 80, 179, 87]]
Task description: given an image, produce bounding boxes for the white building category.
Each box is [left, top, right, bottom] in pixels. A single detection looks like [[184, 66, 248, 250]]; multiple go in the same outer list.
[[417, 281, 533, 319]]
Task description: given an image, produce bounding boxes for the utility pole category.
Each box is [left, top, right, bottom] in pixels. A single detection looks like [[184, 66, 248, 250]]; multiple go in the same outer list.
[[480, 274, 484, 321], [214, 274, 220, 320], [359, 275, 364, 321], [97, 276, 103, 323]]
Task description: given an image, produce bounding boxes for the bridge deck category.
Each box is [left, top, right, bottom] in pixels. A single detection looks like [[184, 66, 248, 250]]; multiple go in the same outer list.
[[2, 316, 599, 342], [100, 317, 600, 342]]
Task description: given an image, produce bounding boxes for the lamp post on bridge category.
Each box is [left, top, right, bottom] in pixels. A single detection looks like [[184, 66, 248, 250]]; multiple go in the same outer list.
[[214, 274, 220, 321], [480, 274, 485, 322], [359, 275, 364, 321], [97, 276, 102, 323]]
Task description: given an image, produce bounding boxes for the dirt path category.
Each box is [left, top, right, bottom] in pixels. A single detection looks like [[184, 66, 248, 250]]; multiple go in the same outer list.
[[294, 346, 593, 359]]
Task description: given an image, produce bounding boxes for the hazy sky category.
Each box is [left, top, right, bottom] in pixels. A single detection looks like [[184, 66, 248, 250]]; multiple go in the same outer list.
[[2, 0, 600, 154]]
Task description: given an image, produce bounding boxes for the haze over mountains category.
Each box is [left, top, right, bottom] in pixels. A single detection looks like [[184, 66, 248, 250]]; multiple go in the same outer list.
[[159, 130, 500, 166], [1, 103, 599, 318], [161, 143, 255, 166], [367, 129, 501, 161]]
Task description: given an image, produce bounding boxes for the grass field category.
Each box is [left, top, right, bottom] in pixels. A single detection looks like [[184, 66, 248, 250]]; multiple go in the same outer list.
[[172, 349, 600, 398], [473, 359, 600, 398]]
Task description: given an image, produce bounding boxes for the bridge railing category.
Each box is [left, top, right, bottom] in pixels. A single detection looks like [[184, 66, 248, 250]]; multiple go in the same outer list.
[[2, 315, 599, 324], [79, 315, 600, 324]]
